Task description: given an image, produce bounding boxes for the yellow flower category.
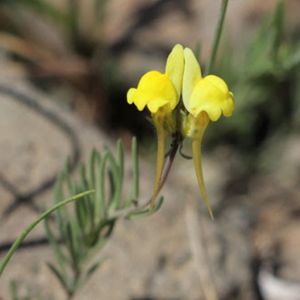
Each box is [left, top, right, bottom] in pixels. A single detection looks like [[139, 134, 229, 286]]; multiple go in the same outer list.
[[127, 44, 184, 114], [126, 44, 235, 218], [182, 47, 234, 125], [182, 47, 235, 219], [127, 44, 184, 206]]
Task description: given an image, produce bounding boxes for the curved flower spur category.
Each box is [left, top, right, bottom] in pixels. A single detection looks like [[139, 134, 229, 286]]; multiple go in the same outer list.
[[127, 44, 234, 218], [181, 48, 234, 219]]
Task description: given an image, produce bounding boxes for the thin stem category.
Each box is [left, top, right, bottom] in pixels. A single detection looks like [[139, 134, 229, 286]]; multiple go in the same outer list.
[[0, 190, 94, 276], [206, 0, 229, 74], [158, 132, 181, 190]]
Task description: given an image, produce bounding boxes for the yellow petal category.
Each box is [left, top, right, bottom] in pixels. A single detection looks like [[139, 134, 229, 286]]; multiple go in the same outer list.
[[223, 92, 235, 117], [126, 71, 177, 113], [165, 44, 184, 98], [189, 75, 235, 121], [127, 88, 143, 110], [182, 48, 202, 112], [148, 99, 169, 113]]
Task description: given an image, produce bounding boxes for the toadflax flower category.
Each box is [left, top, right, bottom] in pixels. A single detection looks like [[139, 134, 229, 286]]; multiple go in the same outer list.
[[181, 48, 234, 219], [126, 44, 234, 218], [127, 44, 184, 205]]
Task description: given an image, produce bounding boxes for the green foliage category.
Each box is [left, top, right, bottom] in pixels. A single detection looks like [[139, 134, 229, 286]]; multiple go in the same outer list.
[[210, 1, 300, 156], [44, 138, 163, 298]]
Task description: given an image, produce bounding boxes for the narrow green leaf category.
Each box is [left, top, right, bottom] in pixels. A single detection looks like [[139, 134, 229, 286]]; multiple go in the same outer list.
[[0, 190, 94, 276], [125, 137, 139, 207], [65, 222, 80, 266], [44, 218, 68, 273], [106, 151, 122, 212], [83, 259, 104, 284], [95, 151, 109, 219], [132, 137, 139, 199], [75, 195, 87, 231], [64, 158, 75, 196], [79, 162, 96, 230], [206, 0, 229, 74], [53, 176, 69, 242], [47, 262, 70, 292], [116, 139, 124, 181], [115, 139, 124, 208], [89, 148, 101, 188], [79, 163, 89, 190]]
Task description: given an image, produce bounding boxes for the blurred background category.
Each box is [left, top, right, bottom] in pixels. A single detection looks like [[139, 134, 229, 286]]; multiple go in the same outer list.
[[0, 0, 300, 299]]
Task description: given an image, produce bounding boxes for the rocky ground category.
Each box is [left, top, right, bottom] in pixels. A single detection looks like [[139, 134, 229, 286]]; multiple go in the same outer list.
[[1, 1, 300, 299]]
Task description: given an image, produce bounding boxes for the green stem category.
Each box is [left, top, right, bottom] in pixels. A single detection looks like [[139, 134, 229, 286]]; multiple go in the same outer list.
[[158, 132, 181, 190], [206, 0, 229, 74], [0, 190, 94, 276]]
